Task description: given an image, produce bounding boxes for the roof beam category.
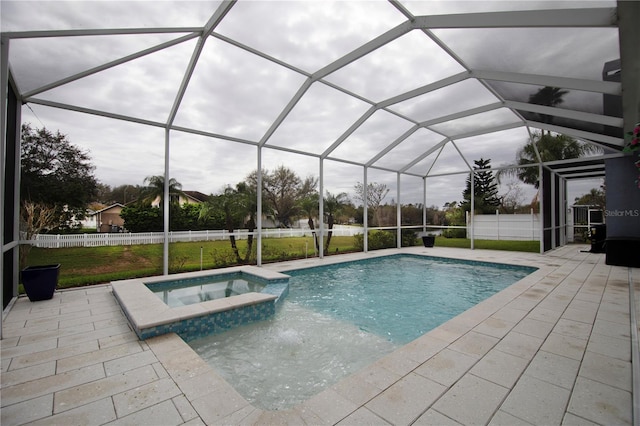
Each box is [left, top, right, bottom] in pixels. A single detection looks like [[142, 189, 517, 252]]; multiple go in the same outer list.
[[543, 153, 625, 168], [259, 78, 314, 147], [23, 33, 199, 99], [472, 69, 621, 95], [527, 121, 624, 147], [312, 21, 413, 80], [505, 100, 623, 128], [0, 27, 203, 39], [26, 97, 165, 129], [420, 102, 503, 128], [448, 122, 523, 140], [321, 106, 377, 158], [412, 8, 616, 29], [366, 125, 420, 167], [378, 72, 470, 108], [166, 0, 236, 127], [561, 171, 606, 179], [400, 137, 450, 173]]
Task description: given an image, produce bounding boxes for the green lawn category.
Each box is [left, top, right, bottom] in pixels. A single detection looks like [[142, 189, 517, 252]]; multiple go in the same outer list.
[[23, 235, 540, 290]]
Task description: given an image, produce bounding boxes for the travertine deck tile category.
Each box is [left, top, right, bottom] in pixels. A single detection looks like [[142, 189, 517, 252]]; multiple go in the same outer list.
[[469, 348, 529, 389], [365, 372, 446, 425], [524, 350, 580, 390], [567, 377, 632, 425], [27, 397, 117, 426], [1, 363, 105, 407], [0, 246, 634, 425], [499, 374, 571, 425], [579, 351, 632, 392], [414, 348, 477, 387], [53, 364, 159, 413], [432, 374, 509, 425]]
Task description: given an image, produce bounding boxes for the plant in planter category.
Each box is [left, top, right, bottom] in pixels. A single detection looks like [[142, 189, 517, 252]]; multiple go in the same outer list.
[[622, 122, 640, 188], [20, 201, 60, 301]]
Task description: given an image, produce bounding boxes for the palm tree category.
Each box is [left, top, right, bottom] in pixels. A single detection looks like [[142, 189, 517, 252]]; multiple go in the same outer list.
[[528, 86, 569, 126], [501, 132, 602, 189], [299, 194, 319, 250], [199, 182, 257, 264], [324, 191, 349, 252], [141, 175, 184, 206]]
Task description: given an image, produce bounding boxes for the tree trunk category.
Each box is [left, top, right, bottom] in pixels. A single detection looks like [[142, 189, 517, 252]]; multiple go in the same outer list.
[[243, 216, 255, 263], [225, 207, 242, 264], [324, 214, 334, 252], [308, 217, 319, 251]]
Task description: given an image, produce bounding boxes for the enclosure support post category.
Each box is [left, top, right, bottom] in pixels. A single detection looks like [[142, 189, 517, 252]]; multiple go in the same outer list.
[[397, 172, 401, 249], [470, 171, 475, 250], [551, 170, 556, 249], [162, 128, 170, 276], [318, 159, 324, 259], [539, 163, 544, 254], [0, 37, 8, 339], [257, 147, 263, 266], [422, 177, 427, 234], [363, 167, 368, 253]]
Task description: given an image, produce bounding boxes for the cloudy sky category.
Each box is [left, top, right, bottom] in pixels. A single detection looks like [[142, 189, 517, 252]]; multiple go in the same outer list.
[[2, 0, 615, 210]]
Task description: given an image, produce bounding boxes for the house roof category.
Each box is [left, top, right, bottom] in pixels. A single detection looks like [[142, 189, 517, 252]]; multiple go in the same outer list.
[[182, 191, 210, 203], [92, 203, 125, 215]]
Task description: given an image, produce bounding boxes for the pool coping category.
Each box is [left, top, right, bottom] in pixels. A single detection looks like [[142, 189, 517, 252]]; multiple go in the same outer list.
[[2, 245, 634, 425], [111, 265, 289, 340]]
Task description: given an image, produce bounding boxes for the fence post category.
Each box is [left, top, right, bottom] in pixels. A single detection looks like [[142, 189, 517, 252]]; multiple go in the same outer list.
[[496, 209, 500, 240], [531, 208, 535, 241]]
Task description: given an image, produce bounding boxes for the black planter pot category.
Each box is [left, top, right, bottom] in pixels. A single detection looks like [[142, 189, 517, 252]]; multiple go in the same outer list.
[[21, 264, 60, 301], [421, 236, 435, 247]]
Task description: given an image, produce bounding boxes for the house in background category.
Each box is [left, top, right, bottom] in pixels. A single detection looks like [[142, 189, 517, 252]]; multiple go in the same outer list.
[[93, 203, 126, 233], [149, 191, 209, 208]]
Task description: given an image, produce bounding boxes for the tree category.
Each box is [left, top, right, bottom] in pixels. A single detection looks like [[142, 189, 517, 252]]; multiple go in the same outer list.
[[461, 158, 500, 214], [19, 201, 57, 268], [528, 86, 569, 126], [20, 123, 98, 230], [323, 191, 349, 252], [499, 179, 526, 214], [574, 186, 606, 210], [299, 194, 319, 250], [199, 182, 257, 264], [353, 182, 389, 226], [141, 175, 184, 206], [105, 184, 144, 205], [504, 132, 603, 189], [120, 203, 162, 232], [247, 166, 318, 227]]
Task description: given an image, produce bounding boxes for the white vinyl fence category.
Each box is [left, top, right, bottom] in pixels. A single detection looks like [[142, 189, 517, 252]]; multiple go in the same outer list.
[[27, 225, 364, 248], [469, 211, 540, 241]]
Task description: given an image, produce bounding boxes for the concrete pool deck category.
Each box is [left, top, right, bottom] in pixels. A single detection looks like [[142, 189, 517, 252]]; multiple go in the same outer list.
[[1, 245, 637, 425]]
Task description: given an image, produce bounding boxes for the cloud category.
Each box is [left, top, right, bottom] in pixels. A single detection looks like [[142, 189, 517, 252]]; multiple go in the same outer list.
[[6, 0, 618, 214]]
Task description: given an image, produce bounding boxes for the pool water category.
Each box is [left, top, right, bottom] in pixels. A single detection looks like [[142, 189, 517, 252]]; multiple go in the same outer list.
[[146, 274, 266, 308], [189, 255, 535, 410]]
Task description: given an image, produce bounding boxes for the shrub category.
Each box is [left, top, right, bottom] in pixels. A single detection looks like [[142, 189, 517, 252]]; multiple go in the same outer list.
[[353, 230, 397, 250], [442, 228, 466, 238]]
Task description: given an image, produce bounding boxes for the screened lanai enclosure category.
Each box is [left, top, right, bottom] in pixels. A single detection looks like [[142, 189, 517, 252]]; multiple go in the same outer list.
[[2, 1, 640, 315]]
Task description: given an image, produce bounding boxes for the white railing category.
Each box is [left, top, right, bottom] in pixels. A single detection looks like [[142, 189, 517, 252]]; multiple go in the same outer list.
[[26, 225, 365, 248]]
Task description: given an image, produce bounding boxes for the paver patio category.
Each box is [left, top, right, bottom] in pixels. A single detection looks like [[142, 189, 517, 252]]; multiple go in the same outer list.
[[1, 245, 636, 425]]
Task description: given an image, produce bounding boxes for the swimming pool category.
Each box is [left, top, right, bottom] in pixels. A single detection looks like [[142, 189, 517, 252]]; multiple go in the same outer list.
[[189, 254, 536, 410], [146, 272, 267, 308]]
